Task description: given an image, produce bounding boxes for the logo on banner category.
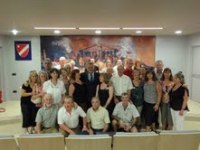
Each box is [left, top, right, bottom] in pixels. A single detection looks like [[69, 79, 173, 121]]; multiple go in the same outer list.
[[15, 41, 32, 60]]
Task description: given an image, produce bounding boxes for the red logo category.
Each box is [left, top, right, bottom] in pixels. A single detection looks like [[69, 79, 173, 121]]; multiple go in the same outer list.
[[16, 44, 29, 58]]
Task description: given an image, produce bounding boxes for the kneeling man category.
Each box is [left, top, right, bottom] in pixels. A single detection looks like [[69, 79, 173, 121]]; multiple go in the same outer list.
[[58, 96, 88, 136], [112, 92, 140, 132], [87, 97, 110, 134]]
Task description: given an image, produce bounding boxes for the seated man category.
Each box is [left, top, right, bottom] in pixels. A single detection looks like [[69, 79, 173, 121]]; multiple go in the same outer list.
[[112, 92, 140, 132], [87, 97, 110, 134], [57, 96, 88, 136], [35, 93, 59, 134]]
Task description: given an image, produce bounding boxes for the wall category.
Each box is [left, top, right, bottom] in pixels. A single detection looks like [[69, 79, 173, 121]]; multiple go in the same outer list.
[[1, 36, 41, 100], [155, 36, 188, 75], [0, 35, 189, 100]]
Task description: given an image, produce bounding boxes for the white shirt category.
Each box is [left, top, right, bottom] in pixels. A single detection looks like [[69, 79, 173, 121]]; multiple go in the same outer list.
[[111, 74, 133, 96], [87, 106, 110, 129], [57, 106, 86, 128], [43, 79, 66, 104], [112, 102, 140, 123]]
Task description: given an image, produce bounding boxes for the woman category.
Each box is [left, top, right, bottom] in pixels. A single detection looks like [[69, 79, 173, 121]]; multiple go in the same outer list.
[[68, 69, 87, 111], [170, 72, 189, 131], [20, 70, 38, 133], [160, 68, 174, 130], [130, 69, 144, 128], [60, 67, 71, 95], [143, 69, 162, 131], [31, 71, 48, 107], [96, 73, 114, 117], [43, 68, 66, 106]]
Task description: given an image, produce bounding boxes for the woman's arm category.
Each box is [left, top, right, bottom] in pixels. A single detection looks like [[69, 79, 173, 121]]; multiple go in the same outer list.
[[154, 81, 162, 111], [68, 84, 75, 96], [179, 90, 189, 116], [104, 86, 114, 108]]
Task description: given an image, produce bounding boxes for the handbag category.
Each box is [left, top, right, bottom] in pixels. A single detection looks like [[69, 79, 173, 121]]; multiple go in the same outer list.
[[31, 97, 42, 104]]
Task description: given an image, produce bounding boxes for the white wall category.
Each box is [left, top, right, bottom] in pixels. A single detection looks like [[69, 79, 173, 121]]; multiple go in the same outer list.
[[0, 35, 190, 100], [1, 36, 41, 100], [155, 36, 188, 75]]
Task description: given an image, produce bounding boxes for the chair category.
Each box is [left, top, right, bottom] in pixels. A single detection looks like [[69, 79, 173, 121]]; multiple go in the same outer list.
[[113, 132, 158, 150], [17, 133, 65, 150], [65, 134, 112, 150], [0, 135, 18, 150], [158, 130, 200, 150]]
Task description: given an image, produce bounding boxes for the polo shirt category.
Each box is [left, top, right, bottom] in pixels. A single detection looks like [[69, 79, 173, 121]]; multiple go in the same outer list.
[[87, 106, 110, 129], [57, 106, 86, 128], [112, 102, 140, 123], [35, 104, 59, 128]]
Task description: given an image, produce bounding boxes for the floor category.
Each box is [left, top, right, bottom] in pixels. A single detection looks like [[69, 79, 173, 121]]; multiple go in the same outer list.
[[0, 99, 200, 135]]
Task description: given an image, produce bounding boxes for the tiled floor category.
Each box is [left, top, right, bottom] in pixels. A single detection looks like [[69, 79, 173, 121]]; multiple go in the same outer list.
[[0, 100, 200, 135]]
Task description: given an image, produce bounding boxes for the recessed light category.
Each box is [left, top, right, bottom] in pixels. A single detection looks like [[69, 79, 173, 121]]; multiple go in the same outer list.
[[79, 27, 120, 30], [136, 30, 142, 34], [54, 30, 61, 34], [12, 29, 18, 35], [175, 30, 182, 34], [95, 30, 102, 34], [123, 27, 163, 30], [34, 27, 76, 30]]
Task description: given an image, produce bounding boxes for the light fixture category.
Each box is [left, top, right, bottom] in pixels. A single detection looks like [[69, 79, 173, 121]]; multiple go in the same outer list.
[[95, 30, 102, 34], [123, 27, 163, 30], [79, 27, 120, 30], [12, 29, 18, 35], [174, 30, 182, 34], [34, 27, 76, 30], [54, 30, 61, 34], [136, 30, 142, 34]]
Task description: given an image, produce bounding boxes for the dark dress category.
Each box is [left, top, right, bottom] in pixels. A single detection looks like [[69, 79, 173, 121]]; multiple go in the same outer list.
[[98, 84, 114, 117], [20, 84, 38, 128], [72, 82, 87, 112]]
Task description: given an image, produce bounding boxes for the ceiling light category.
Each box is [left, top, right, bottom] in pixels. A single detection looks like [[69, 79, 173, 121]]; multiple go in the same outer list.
[[34, 27, 76, 30], [123, 27, 163, 30], [95, 30, 102, 34], [79, 27, 120, 30], [12, 29, 18, 35], [136, 30, 142, 34], [174, 30, 182, 34], [54, 30, 61, 34]]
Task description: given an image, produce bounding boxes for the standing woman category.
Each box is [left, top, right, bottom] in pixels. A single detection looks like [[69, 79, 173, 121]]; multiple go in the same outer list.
[[31, 71, 48, 107], [143, 69, 162, 131], [68, 69, 87, 112], [170, 72, 189, 131], [160, 68, 174, 130], [20, 70, 38, 133], [43, 68, 66, 106], [60, 67, 71, 95], [130, 69, 144, 128], [96, 73, 114, 117]]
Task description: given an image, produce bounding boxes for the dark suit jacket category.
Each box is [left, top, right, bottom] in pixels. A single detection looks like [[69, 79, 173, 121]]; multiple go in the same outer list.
[[80, 71, 100, 106]]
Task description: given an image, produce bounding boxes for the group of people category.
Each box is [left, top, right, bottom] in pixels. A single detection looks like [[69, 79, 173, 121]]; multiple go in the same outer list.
[[20, 57, 189, 136]]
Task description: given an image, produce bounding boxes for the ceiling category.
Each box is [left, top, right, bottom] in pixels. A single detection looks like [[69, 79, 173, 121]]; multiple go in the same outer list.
[[0, 0, 200, 36]]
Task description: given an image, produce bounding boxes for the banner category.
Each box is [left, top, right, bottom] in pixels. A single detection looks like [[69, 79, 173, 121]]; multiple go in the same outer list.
[[41, 36, 155, 66]]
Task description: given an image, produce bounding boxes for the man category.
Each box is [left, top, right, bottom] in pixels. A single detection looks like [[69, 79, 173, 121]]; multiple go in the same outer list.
[[35, 94, 59, 134], [112, 93, 139, 132], [57, 96, 88, 136], [123, 58, 133, 79], [155, 60, 164, 80], [111, 65, 133, 104], [55, 56, 67, 70], [43, 58, 52, 79], [87, 97, 110, 134], [81, 59, 100, 108]]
